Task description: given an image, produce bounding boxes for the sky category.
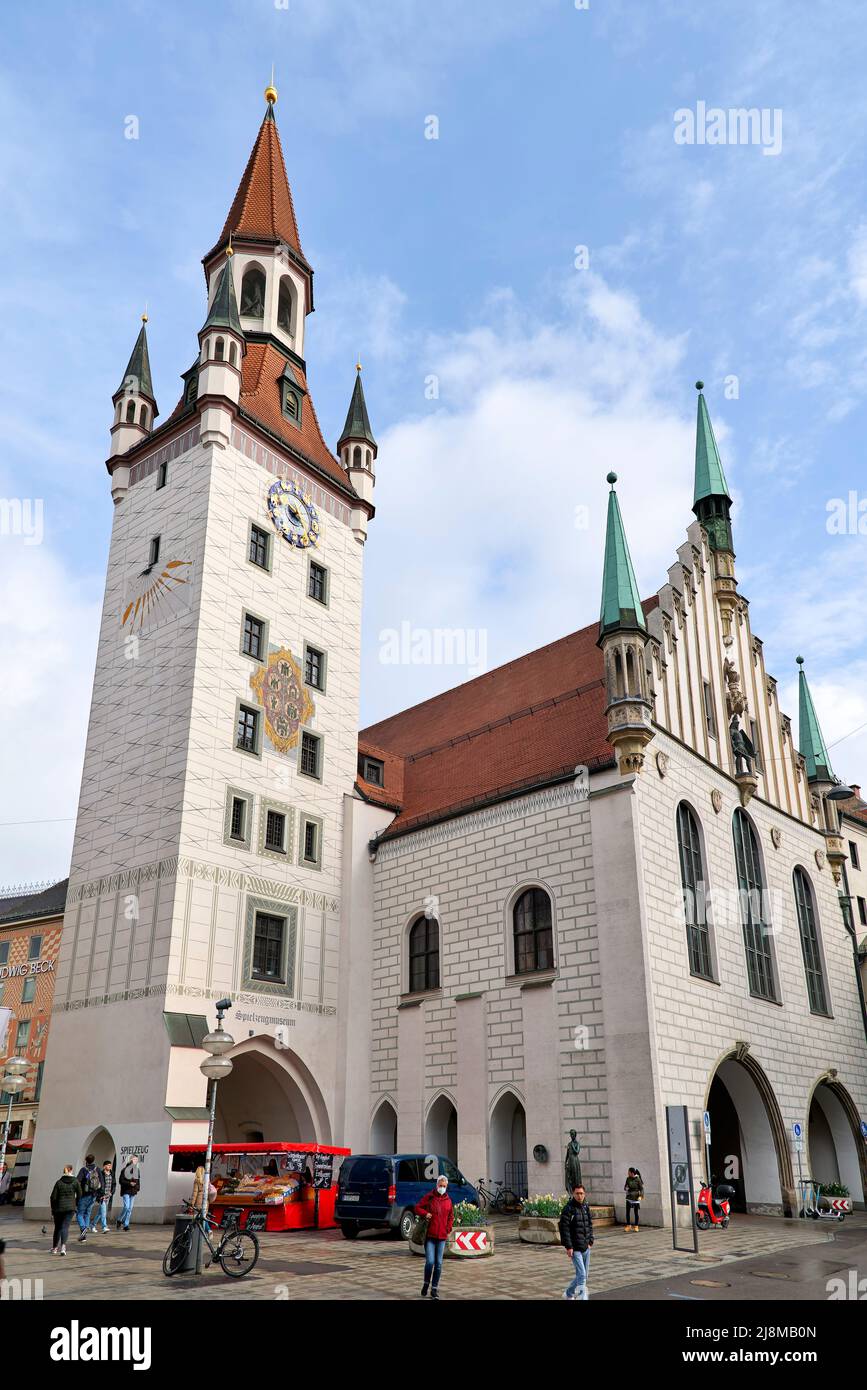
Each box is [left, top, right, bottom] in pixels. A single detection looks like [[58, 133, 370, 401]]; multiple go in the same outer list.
[[3, 0, 867, 884]]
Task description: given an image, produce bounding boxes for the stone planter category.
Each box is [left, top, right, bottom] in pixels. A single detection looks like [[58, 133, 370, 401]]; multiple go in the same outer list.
[[409, 1226, 494, 1258], [518, 1215, 560, 1245]]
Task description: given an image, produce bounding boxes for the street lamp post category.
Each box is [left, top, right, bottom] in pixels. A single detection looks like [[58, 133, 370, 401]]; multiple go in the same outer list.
[[0, 1056, 29, 1191], [196, 999, 234, 1274]]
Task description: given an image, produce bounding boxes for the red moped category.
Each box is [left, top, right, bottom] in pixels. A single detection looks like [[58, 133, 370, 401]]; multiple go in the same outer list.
[[695, 1179, 733, 1230]]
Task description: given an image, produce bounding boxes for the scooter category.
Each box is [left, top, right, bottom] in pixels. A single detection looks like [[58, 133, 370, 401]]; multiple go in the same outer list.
[[695, 1179, 734, 1230], [799, 1180, 848, 1223]]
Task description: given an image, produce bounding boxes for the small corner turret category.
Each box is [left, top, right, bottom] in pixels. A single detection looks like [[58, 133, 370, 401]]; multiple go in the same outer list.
[[338, 362, 377, 543], [196, 248, 245, 448], [108, 316, 159, 503], [597, 472, 654, 775], [797, 655, 848, 883]]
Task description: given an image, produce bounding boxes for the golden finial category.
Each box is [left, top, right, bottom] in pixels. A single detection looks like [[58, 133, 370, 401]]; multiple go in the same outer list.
[[356, 357, 362, 373], [141, 302, 148, 324], [265, 64, 278, 106], [226, 232, 234, 258]]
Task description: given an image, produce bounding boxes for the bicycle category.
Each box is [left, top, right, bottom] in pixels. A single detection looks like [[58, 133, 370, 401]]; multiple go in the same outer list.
[[162, 1201, 260, 1278], [475, 1177, 522, 1214]]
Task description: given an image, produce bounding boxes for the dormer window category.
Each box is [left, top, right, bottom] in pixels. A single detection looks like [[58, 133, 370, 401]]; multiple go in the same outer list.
[[282, 383, 302, 426], [240, 266, 266, 318], [185, 373, 198, 405], [360, 755, 384, 787]]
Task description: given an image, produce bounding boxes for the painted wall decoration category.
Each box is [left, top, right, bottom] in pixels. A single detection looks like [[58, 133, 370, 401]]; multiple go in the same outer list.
[[249, 647, 315, 754], [267, 479, 320, 549], [120, 559, 193, 633]]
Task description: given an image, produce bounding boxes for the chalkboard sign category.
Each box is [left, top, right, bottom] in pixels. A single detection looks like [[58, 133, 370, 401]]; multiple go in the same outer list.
[[313, 1153, 334, 1190], [246, 1211, 267, 1232], [220, 1206, 243, 1227]]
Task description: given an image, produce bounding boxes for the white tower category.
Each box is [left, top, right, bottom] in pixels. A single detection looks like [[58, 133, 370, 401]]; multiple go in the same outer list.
[[28, 87, 378, 1222]]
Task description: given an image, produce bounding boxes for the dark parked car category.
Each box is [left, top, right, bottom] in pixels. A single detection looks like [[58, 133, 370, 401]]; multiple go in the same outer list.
[[335, 1154, 479, 1239]]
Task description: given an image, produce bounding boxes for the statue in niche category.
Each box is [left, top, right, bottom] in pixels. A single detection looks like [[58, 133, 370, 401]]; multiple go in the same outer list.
[[240, 269, 265, 318], [729, 715, 756, 775], [723, 657, 746, 719], [565, 1131, 583, 1191]]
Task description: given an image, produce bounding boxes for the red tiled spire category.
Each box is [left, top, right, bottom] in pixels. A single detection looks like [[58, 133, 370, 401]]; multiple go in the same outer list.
[[214, 105, 305, 261]]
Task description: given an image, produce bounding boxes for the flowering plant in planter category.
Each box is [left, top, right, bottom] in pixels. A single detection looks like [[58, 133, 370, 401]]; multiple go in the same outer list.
[[819, 1181, 850, 1198], [453, 1201, 487, 1228], [521, 1193, 567, 1218]]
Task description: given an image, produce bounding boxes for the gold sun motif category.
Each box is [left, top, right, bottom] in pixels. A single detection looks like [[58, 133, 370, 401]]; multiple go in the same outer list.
[[120, 559, 193, 633]]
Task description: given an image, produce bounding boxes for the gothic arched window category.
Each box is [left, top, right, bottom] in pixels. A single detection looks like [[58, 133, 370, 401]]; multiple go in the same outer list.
[[229, 342, 238, 367], [125, 400, 136, 423], [513, 887, 553, 975], [676, 803, 713, 979], [732, 809, 777, 1001], [352, 445, 361, 467], [240, 266, 266, 318], [793, 867, 828, 1014], [409, 915, 439, 993], [277, 276, 293, 333], [139, 404, 148, 429], [215, 337, 225, 361]]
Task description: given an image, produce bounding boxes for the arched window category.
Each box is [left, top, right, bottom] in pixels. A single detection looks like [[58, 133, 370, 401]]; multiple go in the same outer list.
[[125, 400, 136, 423], [277, 276, 293, 333], [215, 337, 225, 361], [793, 868, 828, 1014], [676, 803, 713, 979], [513, 888, 553, 975], [229, 342, 237, 367], [139, 404, 148, 429], [732, 809, 777, 1001], [352, 445, 361, 467], [408, 915, 439, 993], [240, 266, 266, 318]]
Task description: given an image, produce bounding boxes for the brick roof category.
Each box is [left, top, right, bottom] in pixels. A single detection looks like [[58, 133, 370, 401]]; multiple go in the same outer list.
[[358, 603, 658, 836], [238, 342, 354, 493], [214, 109, 305, 260]]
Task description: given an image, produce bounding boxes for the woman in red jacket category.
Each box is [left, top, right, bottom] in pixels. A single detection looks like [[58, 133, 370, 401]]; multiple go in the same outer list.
[[414, 1175, 454, 1299]]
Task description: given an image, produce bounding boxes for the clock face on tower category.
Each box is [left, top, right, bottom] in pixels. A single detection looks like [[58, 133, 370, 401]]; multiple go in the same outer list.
[[267, 479, 320, 549]]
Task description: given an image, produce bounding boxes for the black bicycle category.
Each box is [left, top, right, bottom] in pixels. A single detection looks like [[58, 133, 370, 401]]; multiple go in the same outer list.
[[162, 1202, 260, 1279], [475, 1176, 521, 1213]]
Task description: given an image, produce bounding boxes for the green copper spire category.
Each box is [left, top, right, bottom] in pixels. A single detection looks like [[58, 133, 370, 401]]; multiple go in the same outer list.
[[338, 364, 377, 449], [797, 656, 834, 783], [202, 255, 243, 338], [692, 381, 733, 553], [116, 321, 154, 401], [599, 472, 646, 639]]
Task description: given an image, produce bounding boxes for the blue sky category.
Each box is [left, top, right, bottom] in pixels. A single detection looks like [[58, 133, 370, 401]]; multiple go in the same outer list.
[[3, 0, 867, 882]]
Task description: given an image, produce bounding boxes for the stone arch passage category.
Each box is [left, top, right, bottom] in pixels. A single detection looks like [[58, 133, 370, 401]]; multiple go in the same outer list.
[[808, 1078, 867, 1206], [212, 1039, 331, 1145], [370, 1099, 398, 1154], [705, 1052, 794, 1216], [489, 1089, 527, 1194], [425, 1093, 458, 1164]]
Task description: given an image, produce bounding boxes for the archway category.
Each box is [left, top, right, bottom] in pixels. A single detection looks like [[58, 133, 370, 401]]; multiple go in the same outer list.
[[80, 1125, 116, 1168], [808, 1078, 867, 1206], [370, 1099, 398, 1154], [425, 1093, 458, 1164], [489, 1090, 527, 1194], [705, 1052, 794, 1216], [213, 1038, 331, 1145]]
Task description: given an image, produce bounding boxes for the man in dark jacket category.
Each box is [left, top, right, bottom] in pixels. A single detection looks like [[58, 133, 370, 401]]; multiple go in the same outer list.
[[117, 1154, 141, 1231], [89, 1161, 115, 1233], [76, 1153, 101, 1242], [559, 1183, 594, 1300], [50, 1165, 82, 1255]]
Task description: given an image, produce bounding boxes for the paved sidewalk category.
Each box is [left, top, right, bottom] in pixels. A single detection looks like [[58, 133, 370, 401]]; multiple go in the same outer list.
[[0, 1208, 840, 1301]]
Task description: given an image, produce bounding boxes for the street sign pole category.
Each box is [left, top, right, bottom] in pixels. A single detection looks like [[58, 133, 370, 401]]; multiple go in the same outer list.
[[703, 1110, 712, 1185]]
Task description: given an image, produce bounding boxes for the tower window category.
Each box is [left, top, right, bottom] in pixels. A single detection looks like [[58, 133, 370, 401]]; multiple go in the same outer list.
[[408, 914, 440, 994], [512, 887, 554, 975], [352, 445, 361, 467], [242, 612, 267, 661], [139, 404, 149, 429], [304, 643, 326, 692], [307, 561, 328, 605], [126, 400, 136, 423], [240, 266, 266, 318], [277, 276, 294, 334], [252, 912, 286, 982], [299, 730, 322, 780], [360, 755, 384, 787], [215, 337, 225, 361], [749, 719, 763, 773], [229, 342, 238, 367], [248, 523, 271, 571], [264, 809, 287, 854], [703, 681, 717, 739], [156, 461, 168, 490], [148, 536, 161, 567], [230, 797, 246, 841], [223, 785, 253, 849], [300, 816, 321, 868], [235, 704, 260, 756]]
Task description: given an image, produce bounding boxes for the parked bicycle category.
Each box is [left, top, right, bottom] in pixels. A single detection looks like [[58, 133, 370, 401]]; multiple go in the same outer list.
[[162, 1201, 260, 1278], [475, 1176, 522, 1213]]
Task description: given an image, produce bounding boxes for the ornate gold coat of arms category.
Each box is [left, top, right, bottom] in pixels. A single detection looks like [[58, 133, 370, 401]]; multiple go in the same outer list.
[[249, 647, 314, 754]]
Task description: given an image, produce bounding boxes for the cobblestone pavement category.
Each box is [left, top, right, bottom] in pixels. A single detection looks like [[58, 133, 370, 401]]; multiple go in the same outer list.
[[0, 1208, 840, 1301]]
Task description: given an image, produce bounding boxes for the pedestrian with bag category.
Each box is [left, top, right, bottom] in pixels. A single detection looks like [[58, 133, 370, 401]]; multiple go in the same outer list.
[[623, 1167, 644, 1232], [413, 1174, 454, 1300], [117, 1154, 141, 1231], [90, 1160, 115, 1233], [51, 1164, 82, 1256], [559, 1183, 594, 1300], [190, 1165, 217, 1214], [76, 1153, 102, 1242]]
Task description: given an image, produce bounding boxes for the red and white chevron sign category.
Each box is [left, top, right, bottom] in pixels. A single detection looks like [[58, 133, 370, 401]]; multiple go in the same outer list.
[[830, 1198, 851, 1213], [454, 1230, 489, 1252]]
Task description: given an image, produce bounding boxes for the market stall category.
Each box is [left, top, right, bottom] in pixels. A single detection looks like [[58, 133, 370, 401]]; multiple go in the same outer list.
[[168, 1142, 350, 1232]]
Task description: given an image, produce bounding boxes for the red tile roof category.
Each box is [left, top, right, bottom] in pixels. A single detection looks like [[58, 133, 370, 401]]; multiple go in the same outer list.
[[238, 342, 353, 492], [358, 608, 662, 836], [215, 111, 304, 259]]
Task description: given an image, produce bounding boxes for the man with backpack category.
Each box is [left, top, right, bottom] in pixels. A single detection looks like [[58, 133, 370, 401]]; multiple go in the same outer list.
[[117, 1153, 141, 1231], [89, 1160, 116, 1233], [76, 1153, 102, 1242]]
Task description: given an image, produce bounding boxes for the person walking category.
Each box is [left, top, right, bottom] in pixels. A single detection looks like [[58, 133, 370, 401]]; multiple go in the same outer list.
[[90, 1161, 115, 1233], [559, 1183, 594, 1300], [76, 1153, 102, 1242], [0, 1163, 11, 1205], [414, 1174, 454, 1300], [50, 1165, 82, 1256], [623, 1167, 644, 1232], [117, 1154, 141, 1230]]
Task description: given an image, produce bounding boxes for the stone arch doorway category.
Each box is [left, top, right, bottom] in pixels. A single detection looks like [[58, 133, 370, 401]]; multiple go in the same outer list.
[[705, 1052, 794, 1217], [489, 1089, 527, 1192], [808, 1077, 867, 1206], [213, 1038, 331, 1145], [370, 1099, 398, 1153], [425, 1093, 458, 1164], [80, 1125, 117, 1169]]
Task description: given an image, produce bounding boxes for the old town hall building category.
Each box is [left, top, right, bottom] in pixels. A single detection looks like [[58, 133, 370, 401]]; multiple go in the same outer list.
[[24, 92, 866, 1225]]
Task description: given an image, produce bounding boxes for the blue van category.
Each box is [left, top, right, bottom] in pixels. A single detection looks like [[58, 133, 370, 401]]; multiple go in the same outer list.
[[335, 1154, 479, 1239]]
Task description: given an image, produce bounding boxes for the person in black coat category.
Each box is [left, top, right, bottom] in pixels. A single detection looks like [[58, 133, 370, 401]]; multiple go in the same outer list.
[[50, 1166, 82, 1256], [559, 1184, 594, 1300]]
